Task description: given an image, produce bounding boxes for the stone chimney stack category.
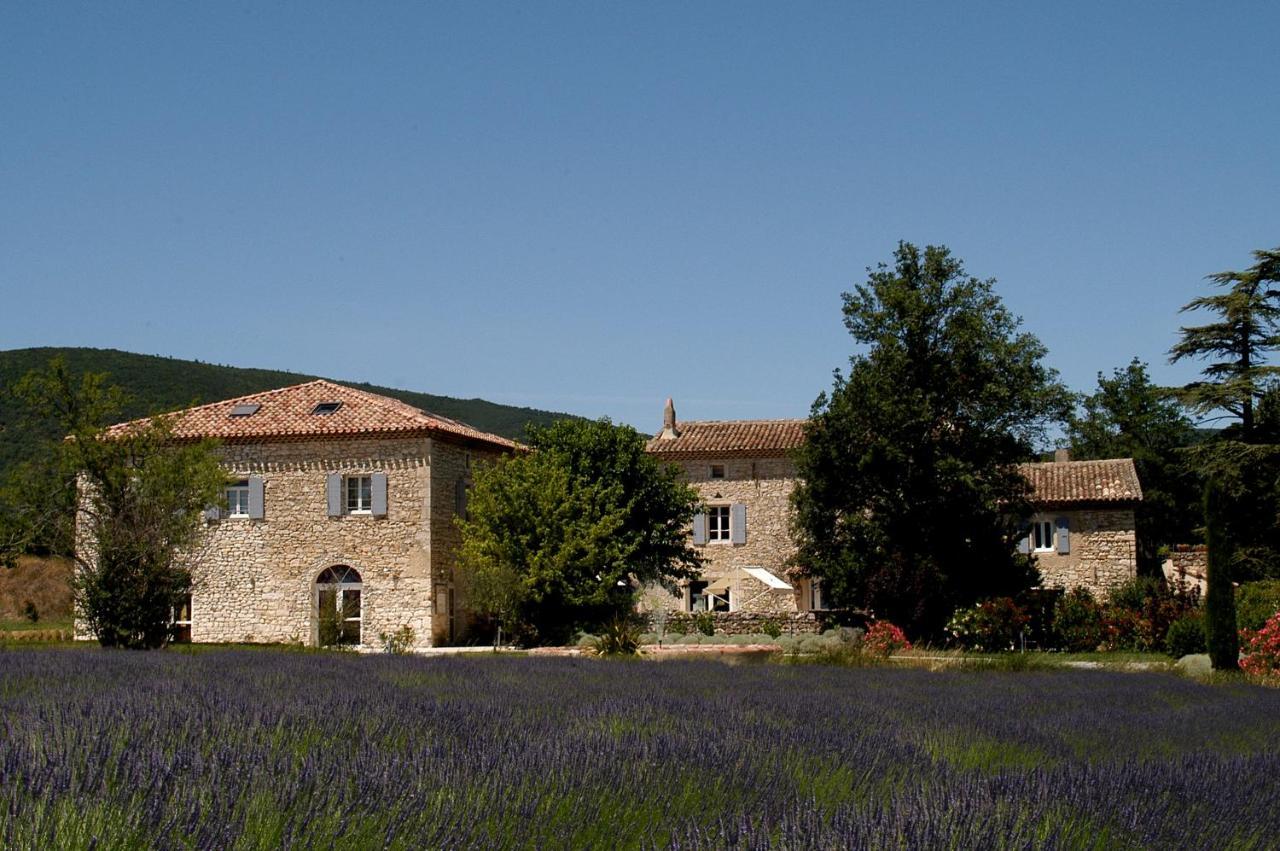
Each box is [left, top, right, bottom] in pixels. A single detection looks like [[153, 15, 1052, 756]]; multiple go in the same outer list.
[[660, 397, 680, 439], [1054, 448, 1071, 463]]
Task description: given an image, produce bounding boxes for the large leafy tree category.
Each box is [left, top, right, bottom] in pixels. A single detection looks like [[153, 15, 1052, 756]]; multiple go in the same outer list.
[[792, 242, 1069, 638], [458, 418, 701, 645], [1066, 359, 1201, 573], [5, 359, 226, 648]]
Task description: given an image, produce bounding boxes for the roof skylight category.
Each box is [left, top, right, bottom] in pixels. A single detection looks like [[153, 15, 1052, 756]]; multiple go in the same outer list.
[[229, 403, 261, 417], [311, 402, 343, 415]]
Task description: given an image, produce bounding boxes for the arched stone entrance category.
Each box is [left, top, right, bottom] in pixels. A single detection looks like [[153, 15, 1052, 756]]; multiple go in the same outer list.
[[315, 565, 362, 647]]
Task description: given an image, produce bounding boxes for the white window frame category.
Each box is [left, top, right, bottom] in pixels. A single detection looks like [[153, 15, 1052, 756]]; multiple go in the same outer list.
[[226, 480, 250, 518], [1032, 519, 1055, 552], [687, 580, 731, 613], [316, 567, 363, 647], [809, 578, 828, 611], [345, 475, 373, 515], [707, 504, 732, 543]]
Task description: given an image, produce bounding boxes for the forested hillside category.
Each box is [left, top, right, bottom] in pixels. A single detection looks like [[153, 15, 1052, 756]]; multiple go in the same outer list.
[[0, 347, 575, 478]]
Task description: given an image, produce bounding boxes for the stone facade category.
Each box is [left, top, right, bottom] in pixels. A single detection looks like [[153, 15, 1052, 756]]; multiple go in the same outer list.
[[1162, 544, 1208, 596], [1027, 508, 1139, 595]]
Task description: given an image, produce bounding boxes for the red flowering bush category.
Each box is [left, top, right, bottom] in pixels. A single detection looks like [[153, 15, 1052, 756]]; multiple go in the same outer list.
[[946, 597, 1030, 652], [864, 621, 911, 657], [1240, 611, 1280, 678]]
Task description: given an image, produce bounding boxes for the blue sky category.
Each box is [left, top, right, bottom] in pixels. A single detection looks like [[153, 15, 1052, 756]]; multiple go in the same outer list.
[[2, 2, 1278, 433]]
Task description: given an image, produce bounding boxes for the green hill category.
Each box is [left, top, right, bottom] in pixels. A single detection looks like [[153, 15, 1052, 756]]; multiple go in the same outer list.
[[0, 347, 576, 477]]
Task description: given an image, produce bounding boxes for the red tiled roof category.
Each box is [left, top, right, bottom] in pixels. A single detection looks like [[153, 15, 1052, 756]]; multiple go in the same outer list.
[[645, 419, 806, 459], [1018, 458, 1143, 505], [103, 380, 516, 450]]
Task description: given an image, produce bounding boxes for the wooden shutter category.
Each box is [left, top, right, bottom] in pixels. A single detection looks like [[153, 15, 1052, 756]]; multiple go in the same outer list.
[[692, 513, 707, 545], [1017, 531, 1030, 554], [326, 473, 342, 517], [1056, 516, 1070, 554], [248, 476, 265, 520], [731, 503, 747, 544], [371, 472, 388, 517], [455, 478, 468, 519]]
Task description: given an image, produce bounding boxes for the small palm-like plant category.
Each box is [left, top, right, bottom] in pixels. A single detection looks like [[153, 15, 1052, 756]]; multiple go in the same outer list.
[[590, 615, 642, 656]]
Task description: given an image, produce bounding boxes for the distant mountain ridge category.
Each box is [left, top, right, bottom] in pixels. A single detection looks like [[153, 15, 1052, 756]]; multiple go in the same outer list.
[[0, 347, 576, 476]]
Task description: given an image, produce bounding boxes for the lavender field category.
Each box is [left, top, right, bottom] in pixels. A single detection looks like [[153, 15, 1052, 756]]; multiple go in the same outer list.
[[1, 650, 1278, 849]]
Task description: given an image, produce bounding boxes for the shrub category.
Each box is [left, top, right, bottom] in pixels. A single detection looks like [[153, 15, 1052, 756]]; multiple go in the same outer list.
[[378, 625, 417, 655], [22, 601, 39, 624], [761, 620, 783, 639], [946, 597, 1030, 652], [1052, 588, 1105, 652], [665, 619, 687, 636], [1236, 580, 1280, 632], [589, 616, 642, 656], [1240, 611, 1280, 678], [1165, 614, 1207, 658], [863, 621, 910, 657], [692, 612, 716, 637], [1099, 577, 1200, 652]]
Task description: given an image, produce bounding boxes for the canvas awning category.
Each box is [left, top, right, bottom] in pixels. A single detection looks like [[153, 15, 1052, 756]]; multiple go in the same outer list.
[[703, 577, 733, 595], [741, 566, 792, 591]]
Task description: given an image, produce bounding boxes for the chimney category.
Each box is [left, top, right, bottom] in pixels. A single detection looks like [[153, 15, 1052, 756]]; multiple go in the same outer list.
[[1054, 448, 1071, 463], [660, 397, 680, 439]]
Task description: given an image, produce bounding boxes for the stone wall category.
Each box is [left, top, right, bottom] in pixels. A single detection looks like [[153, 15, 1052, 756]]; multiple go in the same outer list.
[[645, 456, 804, 615], [1163, 544, 1208, 596], [645, 611, 830, 636], [1032, 507, 1138, 596]]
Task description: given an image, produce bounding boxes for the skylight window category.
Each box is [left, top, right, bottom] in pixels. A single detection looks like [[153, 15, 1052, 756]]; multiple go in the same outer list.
[[229, 404, 261, 417], [312, 402, 343, 415]]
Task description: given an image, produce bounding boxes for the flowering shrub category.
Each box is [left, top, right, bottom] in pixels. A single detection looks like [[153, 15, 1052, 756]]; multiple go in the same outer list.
[[1100, 578, 1200, 652], [1240, 611, 1280, 678], [1052, 588, 1105, 652], [946, 598, 1030, 652], [863, 621, 911, 656]]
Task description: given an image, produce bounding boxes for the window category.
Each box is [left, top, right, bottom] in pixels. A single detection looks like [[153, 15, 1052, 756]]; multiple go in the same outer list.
[[171, 594, 192, 643], [688, 580, 731, 613], [809, 578, 828, 611], [346, 475, 373, 514], [707, 505, 731, 542], [710, 464, 725, 479], [226, 480, 250, 518], [316, 566, 362, 646], [229, 403, 260, 417], [1032, 519, 1055, 552], [312, 401, 343, 415]]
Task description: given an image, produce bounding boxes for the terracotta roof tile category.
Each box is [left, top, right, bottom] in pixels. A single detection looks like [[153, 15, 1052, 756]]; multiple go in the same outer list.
[[103, 380, 516, 451], [1018, 458, 1143, 505], [645, 419, 806, 458]]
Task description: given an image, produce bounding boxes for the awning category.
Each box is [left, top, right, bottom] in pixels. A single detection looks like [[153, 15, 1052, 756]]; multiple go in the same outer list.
[[703, 577, 733, 595], [742, 566, 792, 591]]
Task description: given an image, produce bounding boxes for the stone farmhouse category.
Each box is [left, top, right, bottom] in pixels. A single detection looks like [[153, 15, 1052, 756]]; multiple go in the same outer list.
[[80, 380, 515, 650], [643, 400, 1143, 621]]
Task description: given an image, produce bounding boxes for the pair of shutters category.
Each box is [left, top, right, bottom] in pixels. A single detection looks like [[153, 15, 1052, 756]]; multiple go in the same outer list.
[[691, 503, 747, 545], [204, 476, 266, 521], [1017, 517, 1071, 555], [325, 472, 388, 518]]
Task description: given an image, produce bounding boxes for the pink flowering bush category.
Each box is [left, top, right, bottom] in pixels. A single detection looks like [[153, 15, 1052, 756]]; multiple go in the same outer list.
[[1240, 610, 1280, 678], [864, 621, 911, 657]]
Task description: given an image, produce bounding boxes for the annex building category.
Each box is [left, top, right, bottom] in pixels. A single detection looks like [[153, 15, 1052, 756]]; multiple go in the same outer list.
[[644, 399, 1144, 620]]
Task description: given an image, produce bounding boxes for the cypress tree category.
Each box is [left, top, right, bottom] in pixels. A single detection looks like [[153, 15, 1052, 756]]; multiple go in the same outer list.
[[1202, 477, 1240, 670]]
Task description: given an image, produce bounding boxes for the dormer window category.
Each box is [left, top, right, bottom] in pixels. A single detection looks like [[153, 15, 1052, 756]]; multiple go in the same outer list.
[[312, 402, 343, 415], [230, 403, 261, 417]]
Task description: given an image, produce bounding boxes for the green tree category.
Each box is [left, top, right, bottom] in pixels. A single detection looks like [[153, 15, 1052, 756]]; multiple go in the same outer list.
[[8, 359, 226, 649], [1203, 476, 1240, 670], [792, 242, 1069, 638], [1170, 247, 1280, 440], [1066, 359, 1202, 572], [457, 418, 701, 645]]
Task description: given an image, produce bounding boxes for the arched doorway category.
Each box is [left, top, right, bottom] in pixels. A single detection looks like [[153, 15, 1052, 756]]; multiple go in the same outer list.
[[315, 565, 362, 646]]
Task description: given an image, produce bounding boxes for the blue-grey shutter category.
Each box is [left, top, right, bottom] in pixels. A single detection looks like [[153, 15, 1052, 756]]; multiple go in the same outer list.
[[248, 476, 265, 520], [692, 513, 707, 545], [731, 503, 747, 545], [1017, 530, 1030, 554], [203, 504, 221, 522], [326, 473, 342, 517], [371, 472, 388, 517], [1056, 516, 1070, 554]]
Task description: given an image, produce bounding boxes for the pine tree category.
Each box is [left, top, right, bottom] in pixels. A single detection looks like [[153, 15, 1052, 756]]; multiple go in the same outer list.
[[1170, 247, 1280, 440]]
